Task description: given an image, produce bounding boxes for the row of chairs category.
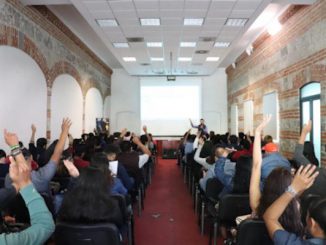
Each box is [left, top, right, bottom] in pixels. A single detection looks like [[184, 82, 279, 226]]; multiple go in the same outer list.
[[52, 156, 157, 245], [0, 155, 157, 245], [178, 151, 272, 245]]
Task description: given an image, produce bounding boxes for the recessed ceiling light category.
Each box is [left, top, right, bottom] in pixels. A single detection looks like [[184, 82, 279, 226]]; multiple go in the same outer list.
[[113, 42, 129, 48], [180, 42, 196, 47], [206, 57, 220, 62], [184, 18, 204, 26], [225, 18, 248, 27], [96, 19, 118, 27], [267, 20, 282, 36], [214, 42, 230, 48], [178, 57, 192, 62], [123, 57, 136, 62], [140, 18, 160, 26], [151, 57, 164, 61], [147, 42, 163, 47]]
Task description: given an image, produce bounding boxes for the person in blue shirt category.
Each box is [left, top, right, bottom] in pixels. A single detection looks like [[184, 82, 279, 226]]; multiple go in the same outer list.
[[104, 144, 134, 191], [214, 146, 236, 198], [264, 164, 325, 245]]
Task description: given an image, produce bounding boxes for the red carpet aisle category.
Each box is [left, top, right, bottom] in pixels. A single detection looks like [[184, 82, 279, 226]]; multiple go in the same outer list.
[[134, 158, 210, 245]]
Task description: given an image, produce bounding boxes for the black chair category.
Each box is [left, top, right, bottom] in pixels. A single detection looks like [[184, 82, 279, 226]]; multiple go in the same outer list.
[[0, 177, 5, 188], [55, 222, 121, 245], [200, 178, 224, 235], [111, 194, 134, 245], [209, 194, 251, 245], [232, 155, 252, 194], [236, 219, 272, 245]]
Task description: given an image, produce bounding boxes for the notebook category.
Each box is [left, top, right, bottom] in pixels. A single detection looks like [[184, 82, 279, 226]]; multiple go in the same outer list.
[[109, 160, 118, 176]]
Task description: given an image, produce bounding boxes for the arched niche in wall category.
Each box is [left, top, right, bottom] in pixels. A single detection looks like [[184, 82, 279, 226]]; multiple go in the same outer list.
[[0, 46, 47, 149], [51, 74, 83, 140], [85, 88, 103, 133], [103, 96, 110, 118]]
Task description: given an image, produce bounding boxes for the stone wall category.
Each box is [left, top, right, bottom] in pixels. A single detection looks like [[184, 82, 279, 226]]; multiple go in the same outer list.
[[226, 0, 326, 165], [0, 0, 112, 138]]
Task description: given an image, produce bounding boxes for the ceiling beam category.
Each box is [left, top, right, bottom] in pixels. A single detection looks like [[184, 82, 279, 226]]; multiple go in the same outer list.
[[20, 0, 71, 6]]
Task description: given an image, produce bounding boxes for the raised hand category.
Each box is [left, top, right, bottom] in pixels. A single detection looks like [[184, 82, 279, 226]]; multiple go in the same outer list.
[[120, 128, 128, 138], [255, 114, 272, 134], [63, 159, 80, 178], [9, 156, 31, 190], [302, 120, 312, 134], [31, 124, 36, 133], [4, 129, 19, 147], [291, 164, 319, 195], [132, 135, 141, 145], [61, 118, 72, 134]]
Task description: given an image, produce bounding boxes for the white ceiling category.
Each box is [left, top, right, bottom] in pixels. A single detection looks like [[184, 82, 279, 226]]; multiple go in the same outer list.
[[21, 0, 317, 76]]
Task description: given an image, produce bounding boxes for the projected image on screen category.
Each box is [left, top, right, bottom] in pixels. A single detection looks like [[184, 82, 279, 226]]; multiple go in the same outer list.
[[141, 82, 200, 136]]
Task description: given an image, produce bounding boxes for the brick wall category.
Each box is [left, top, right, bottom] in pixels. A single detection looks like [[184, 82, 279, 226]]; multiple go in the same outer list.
[[0, 0, 112, 138], [226, 0, 326, 166]]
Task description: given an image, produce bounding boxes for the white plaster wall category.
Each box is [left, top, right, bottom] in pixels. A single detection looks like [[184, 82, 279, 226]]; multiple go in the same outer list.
[[110, 68, 228, 136], [110, 69, 141, 134], [103, 96, 110, 118], [51, 74, 83, 140], [85, 88, 103, 133], [202, 68, 228, 134], [0, 46, 47, 150]]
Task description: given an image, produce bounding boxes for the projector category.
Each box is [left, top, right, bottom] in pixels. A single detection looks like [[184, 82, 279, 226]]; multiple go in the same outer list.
[[167, 75, 176, 81]]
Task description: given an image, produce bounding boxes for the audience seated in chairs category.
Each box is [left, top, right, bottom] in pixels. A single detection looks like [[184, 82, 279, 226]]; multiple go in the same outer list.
[[0, 130, 54, 245], [117, 134, 152, 186], [249, 115, 303, 236], [4, 118, 72, 195]]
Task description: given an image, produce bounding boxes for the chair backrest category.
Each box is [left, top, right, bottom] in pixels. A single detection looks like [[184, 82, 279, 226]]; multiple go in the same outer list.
[[233, 155, 252, 194], [55, 222, 121, 245], [111, 194, 129, 222], [236, 219, 272, 245], [218, 194, 251, 225], [205, 177, 224, 202], [0, 177, 5, 188]]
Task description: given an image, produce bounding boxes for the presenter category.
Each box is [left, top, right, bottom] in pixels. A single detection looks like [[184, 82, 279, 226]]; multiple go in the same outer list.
[[189, 118, 208, 134]]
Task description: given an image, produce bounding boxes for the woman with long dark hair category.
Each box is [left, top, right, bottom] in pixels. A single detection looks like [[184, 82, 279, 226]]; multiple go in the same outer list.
[[257, 167, 304, 236], [58, 167, 122, 227]]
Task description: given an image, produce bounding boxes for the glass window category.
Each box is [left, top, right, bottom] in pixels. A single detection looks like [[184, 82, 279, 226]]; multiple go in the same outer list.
[[300, 82, 321, 164], [263, 92, 279, 141], [244, 100, 253, 135], [301, 82, 321, 98], [231, 104, 238, 135]]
